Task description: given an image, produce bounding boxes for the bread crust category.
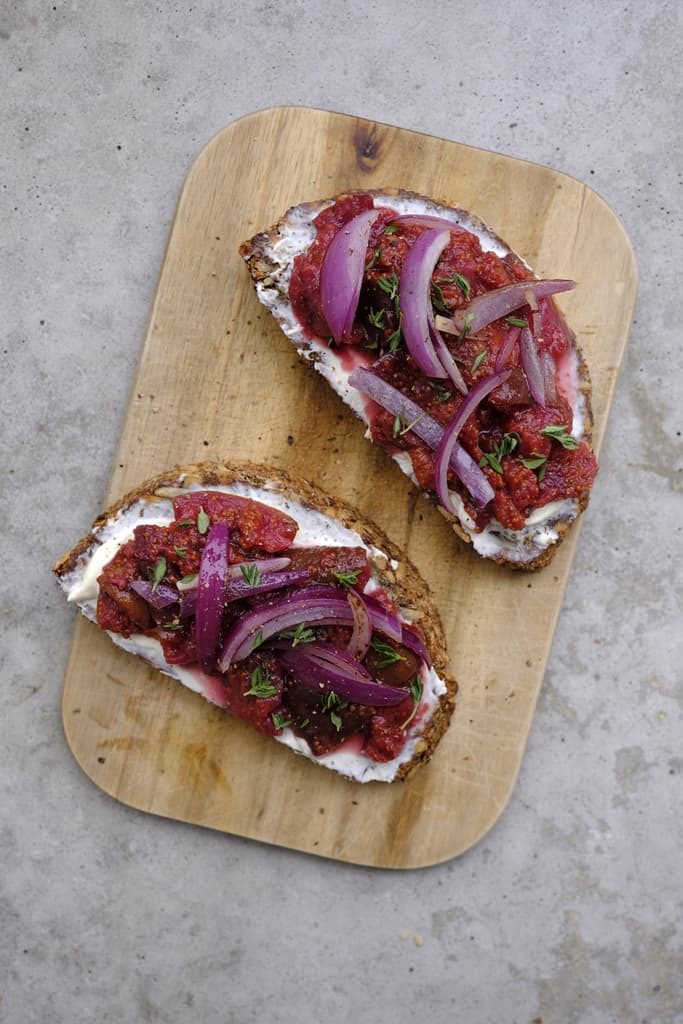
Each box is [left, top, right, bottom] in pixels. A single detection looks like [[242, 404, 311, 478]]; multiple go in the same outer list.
[[54, 459, 457, 783], [240, 189, 596, 571]]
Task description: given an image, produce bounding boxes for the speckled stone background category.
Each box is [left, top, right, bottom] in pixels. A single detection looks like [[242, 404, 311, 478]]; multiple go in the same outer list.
[[2, 2, 681, 1022]]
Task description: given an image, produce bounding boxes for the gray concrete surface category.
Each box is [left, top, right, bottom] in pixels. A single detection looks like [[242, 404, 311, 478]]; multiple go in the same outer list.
[[2, 2, 681, 1022]]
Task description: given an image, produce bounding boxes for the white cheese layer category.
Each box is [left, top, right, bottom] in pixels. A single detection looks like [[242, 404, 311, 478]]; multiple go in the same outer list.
[[59, 480, 447, 783], [249, 191, 587, 564]]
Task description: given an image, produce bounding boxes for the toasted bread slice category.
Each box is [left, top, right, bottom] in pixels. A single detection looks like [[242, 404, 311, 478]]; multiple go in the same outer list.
[[54, 461, 456, 783], [240, 189, 597, 570]]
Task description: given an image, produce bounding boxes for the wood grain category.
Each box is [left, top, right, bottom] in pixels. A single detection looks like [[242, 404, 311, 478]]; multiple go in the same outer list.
[[60, 107, 637, 868]]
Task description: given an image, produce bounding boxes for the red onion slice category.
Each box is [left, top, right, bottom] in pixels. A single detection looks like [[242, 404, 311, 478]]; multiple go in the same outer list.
[[349, 367, 494, 507], [495, 325, 521, 371], [399, 228, 450, 378], [224, 569, 311, 602], [540, 348, 558, 406], [360, 592, 403, 644], [390, 214, 462, 232], [218, 587, 352, 669], [346, 589, 372, 660], [519, 325, 546, 407], [195, 522, 230, 673], [432, 327, 468, 394], [401, 625, 432, 668], [320, 209, 380, 343], [434, 370, 511, 515], [130, 580, 179, 610], [226, 558, 291, 578], [448, 279, 575, 336], [525, 287, 543, 340], [278, 646, 409, 707]]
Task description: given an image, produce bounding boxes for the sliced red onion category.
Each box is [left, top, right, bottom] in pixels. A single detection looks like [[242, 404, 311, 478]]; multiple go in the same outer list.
[[448, 279, 574, 336], [278, 645, 409, 707], [399, 228, 450, 378], [432, 329, 468, 394], [218, 587, 352, 669], [130, 580, 179, 609], [434, 369, 511, 515], [346, 589, 372, 660], [179, 590, 197, 619], [540, 348, 558, 406], [224, 569, 311, 601], [495, 325, 521, 371], [226, 558, 291, 578], [520, 325, 546, 407], [360, 592, 403, 644], [525, 287, 543, 340], [390, 214, 462, 232], [349, 367, 494, 507], [320, 209, 380, 343], [195, 522, 230, 673], [401, 625, 432, 668]]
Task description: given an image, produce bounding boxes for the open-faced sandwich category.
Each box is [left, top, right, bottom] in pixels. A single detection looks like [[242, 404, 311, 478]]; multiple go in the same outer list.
[[54, 462, 456, 783], [240, 189, 598, 569]]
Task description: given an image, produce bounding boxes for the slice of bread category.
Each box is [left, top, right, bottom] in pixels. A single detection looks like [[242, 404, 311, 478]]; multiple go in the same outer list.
[[240, 189, 597, 570], [54, 460, 456, 783]]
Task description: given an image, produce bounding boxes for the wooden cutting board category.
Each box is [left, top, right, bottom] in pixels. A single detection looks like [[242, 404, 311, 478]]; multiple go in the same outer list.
[[60, 107, 637, 868]]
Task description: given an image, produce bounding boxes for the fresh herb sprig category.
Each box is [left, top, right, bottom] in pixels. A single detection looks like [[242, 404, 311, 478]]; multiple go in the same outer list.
[[540, 424, 579, 449], [244, 666, 278, 699], [240, 563, 262, 587], [333, 569, 361, 588], [400, 677, 424, 730], [370, 637, 406, 669]]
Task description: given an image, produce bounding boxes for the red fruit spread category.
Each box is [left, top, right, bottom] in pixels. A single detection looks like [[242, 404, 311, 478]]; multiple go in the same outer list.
[[289, 194, 597, 532], [96, 490, 421, 763]]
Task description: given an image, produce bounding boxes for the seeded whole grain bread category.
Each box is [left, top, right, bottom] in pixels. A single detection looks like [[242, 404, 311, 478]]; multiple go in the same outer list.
[[54, 460, 457, 783], [239, 188, 596, 571]]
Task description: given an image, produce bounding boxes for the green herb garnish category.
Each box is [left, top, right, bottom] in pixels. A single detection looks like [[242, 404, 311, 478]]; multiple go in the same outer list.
[[240, 563, 262, 587], [365, 247, 383, 271], [386, 316, 403, 352], [471, 350, 487, 373], [178, 573, 197, 587], [299, 718, 310, 729], [332, 570, 361, 588], [329, 711, 343, 732], [522, 452, 548, 480], [540, 424, 579, 449], [377, 271, 400, 301], [392, 413, 405, 439], [196, 507, 210, 535], [430, 281, 451, 316], [384, 225, 400, 235], [279, 622, 316, 646], [173, 546, 187, 559], [479, 432, 520, 474], [251, 628, 264, 651], [244, 666, 278, 699], [436, 272, 472, 302], [521, 452, 547, 470], [175, 519, 194, 528], [271, 712, 293, 730], [370, 637, 406, 669], [505, 316, 527, 327], [427, 381, 453, 403], [321, 691, 348, 715], [396, 411, 426, 437], [368, 307, 386, 328], [458, 311, 474, 341], [453, 273, 472, 300], [150, 557, 166, 591], [400, 677, 424, 730]]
